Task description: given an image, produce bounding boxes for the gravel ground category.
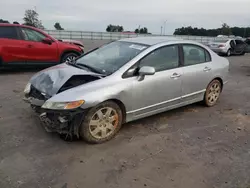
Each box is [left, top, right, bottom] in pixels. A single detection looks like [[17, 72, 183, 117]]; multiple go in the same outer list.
[[0, 54, 250, 188]]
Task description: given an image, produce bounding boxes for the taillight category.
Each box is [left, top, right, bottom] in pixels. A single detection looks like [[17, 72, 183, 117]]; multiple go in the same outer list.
[[218, 44, 225, 48]]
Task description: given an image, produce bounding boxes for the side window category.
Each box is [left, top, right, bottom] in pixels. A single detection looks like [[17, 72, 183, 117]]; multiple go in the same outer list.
[[205, 50, 211, 62], [139, 45, 179, 72], [0, 26, 18, 39], [183, 45, 206, 66], [21, 28, 46, 42]]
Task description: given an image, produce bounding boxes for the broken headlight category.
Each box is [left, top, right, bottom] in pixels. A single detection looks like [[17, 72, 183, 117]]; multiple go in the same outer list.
[[24, 83, 31, 94], [41, 100, 85, 110]]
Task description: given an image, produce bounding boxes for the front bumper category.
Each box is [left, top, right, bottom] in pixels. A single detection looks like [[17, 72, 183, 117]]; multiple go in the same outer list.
[[38, 108, 84, 137], [23, 96, 85, 137]]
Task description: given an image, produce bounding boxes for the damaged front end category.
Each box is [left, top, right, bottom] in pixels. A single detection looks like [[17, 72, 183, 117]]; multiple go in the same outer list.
[[24, 86, 86, 138], [38, 108, 84, 138], [23, 63, 103, 138]]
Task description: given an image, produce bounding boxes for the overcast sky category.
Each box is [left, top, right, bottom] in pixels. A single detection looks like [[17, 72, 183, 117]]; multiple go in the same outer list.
[[0, 0, 250, 34]]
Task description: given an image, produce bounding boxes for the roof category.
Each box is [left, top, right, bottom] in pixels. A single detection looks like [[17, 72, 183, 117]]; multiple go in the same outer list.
[[119, 36, 182, 45], [0, 23, 36, 30], [0, 23, 18, 27], [0, 23, 49, 37]]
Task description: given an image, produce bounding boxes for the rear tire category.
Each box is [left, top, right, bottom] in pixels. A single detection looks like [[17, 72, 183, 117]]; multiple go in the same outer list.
[[226, 49, 231, 57], [204, 79, 222, 107], [61, 52, 78, 63], [80, 101, 123, 144]]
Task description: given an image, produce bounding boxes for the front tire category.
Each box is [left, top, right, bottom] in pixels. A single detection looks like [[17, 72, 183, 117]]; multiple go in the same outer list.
[[204, 79, 222, 107], [61, 52, 78, 63], [80, 101, 123, 144]]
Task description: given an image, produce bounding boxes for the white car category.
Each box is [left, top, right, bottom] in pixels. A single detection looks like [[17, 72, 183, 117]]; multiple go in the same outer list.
[[208, 38, 247, 56]]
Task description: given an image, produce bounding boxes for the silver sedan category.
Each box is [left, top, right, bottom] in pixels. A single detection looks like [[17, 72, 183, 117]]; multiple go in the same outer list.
[[24, 37, 229, 144]]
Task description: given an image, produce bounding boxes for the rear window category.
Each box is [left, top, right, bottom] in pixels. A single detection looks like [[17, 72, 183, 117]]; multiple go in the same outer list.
[[0, 26, 18, 39]]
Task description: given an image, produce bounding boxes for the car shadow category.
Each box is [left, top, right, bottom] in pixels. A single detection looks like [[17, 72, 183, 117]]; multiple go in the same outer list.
[[75, 103, 206, 144]]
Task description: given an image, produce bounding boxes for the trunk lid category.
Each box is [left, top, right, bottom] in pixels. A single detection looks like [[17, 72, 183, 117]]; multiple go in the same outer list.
[[209, 42, 226, 48]]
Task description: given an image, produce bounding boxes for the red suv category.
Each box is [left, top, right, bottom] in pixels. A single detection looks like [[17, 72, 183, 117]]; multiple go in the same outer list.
[[0, 24, 83, 67]]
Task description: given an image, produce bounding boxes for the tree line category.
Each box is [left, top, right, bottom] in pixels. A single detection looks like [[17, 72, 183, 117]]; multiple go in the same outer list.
[[106, 24, 150, 34], [0, 9, 64, 30], [174, 23, 250, 37]]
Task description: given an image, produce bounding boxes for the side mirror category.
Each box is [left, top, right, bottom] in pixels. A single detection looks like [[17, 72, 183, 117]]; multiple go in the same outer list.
[[42, 37, 52, 45], [139, 66, 155, 76], [138, 66, 155, 81]]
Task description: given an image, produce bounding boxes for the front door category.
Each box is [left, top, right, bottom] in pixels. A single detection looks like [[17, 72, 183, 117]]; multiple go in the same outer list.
[[18, 27, 58, 64], [128, 45, 183, 118], [181, 44, 213, 102]]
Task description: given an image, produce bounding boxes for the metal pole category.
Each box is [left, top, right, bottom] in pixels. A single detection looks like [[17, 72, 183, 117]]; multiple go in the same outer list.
[[244, 27, 246, 38], [161, 26, 163, 35], [164, 20, 167, 35]]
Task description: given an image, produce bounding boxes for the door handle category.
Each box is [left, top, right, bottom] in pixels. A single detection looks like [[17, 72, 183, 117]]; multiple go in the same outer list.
[[203, 67, 211, 72], [27, 44, 33, 48], [170, 73, 181, 79]]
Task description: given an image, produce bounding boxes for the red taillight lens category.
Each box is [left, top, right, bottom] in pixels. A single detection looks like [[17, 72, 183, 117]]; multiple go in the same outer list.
[[218, 44, 225, 48]]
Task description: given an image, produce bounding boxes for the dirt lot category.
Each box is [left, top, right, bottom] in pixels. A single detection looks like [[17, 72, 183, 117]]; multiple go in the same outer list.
[[0, 54, 250, 188]]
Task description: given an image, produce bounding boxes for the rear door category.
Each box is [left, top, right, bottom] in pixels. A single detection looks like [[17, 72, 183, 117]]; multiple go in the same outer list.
[[180, 44, 213, 102], [0, 26, 27, 64], [234, 40, 247, 53], [18, 27, 58, 64]]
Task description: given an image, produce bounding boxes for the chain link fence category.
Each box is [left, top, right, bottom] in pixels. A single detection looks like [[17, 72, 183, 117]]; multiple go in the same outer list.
[[45, 30, 219, 44]]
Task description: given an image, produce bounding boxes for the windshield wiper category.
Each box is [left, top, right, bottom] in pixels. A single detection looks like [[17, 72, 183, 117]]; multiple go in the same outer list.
[[77, 64, 103, 75], [67, 60, 106, 75], [66, 60, 85, 69]]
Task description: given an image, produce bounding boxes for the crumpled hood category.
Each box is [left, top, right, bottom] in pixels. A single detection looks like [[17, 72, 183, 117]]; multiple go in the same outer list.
[[30, 63, 101, 97], [61, 39, 84, 46]]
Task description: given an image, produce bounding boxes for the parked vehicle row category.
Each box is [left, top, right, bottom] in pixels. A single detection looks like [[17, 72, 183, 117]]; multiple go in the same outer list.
[[23, 37, 229, 144], [0, 24, 84, 67]]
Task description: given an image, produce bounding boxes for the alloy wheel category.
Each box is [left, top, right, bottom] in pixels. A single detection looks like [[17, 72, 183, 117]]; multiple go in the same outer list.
[[207, 82, 221, 105], [89, 107, 119, 139], [65, 56, 76, 62]]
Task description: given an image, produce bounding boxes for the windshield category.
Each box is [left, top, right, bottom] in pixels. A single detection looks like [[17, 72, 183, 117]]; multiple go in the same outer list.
[[75, 41, 149, 75]]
